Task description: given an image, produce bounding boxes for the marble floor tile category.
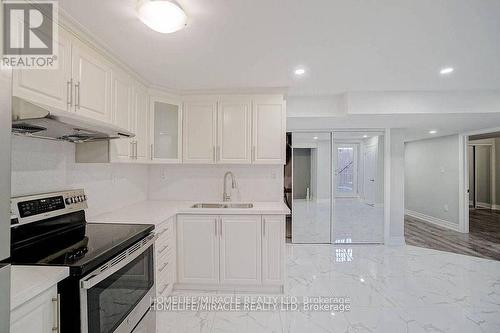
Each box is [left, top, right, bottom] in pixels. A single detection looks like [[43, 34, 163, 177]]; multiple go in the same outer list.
[[156, 243, 500, 333]]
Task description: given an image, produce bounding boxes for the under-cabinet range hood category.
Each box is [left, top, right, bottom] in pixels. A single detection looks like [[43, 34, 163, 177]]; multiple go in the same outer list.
[[11, 97, 135, 143]]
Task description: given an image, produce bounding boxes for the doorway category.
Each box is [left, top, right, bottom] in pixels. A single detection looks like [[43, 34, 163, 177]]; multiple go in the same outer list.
[[468, 142, 494, 209]]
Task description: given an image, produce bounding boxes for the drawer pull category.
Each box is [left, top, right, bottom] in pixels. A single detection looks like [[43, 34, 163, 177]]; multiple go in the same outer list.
[[160, 283, 170, 295], [159, 262, 169, 272], [158, 227, 169, 236], [159, 244, 169, 254]]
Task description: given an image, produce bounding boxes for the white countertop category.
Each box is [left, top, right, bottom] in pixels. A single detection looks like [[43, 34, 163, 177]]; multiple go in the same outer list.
[[88, 200, 290, 226], [11, 265, 69, 310]]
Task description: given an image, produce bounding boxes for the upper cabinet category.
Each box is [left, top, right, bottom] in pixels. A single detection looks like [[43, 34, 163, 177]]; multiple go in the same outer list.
[[71, 39, 112, 122], [134, 84, 150, 162], [183, 101, 217, 164], [252, 96, 286, 164], [12, 28, 73, 111], [109, 68, 133, 162], [217, 98, 252, 164], [183, 96, 285, 165], [150, 96, 182, 163]]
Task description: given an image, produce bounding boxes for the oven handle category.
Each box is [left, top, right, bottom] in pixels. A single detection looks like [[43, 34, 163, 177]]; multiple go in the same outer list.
[[80, 233, 157, 290]]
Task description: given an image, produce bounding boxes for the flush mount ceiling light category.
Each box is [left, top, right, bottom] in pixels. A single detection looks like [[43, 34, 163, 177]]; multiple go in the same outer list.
[[429, 130, 437, 134], [313, 136, 319, 140], [363, 135, 368, 138], [439, 67, 454, 75], [138, 0, 187, 33], [294, 68, 306, 76]]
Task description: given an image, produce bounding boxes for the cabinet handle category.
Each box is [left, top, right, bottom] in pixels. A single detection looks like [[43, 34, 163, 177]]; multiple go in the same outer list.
[[212, 146, 216, 162], [159, 283, 170, 295], [219, 218, 222, 237], [217, 146, 221, 161], [134, 141, 138, 159], [159, 262, 169, 272], [263, 218, 266, 237], [158, 227, 169, 236], [75, 82, 81, 109], [130, 141, 134, 158], [52, 294, 60, 332], [252, 146, 256, 161], [66, 79, 73, 108], [214, 219, 217, 236], [150, 144, 154, 160], [159, 244, 169, 254]]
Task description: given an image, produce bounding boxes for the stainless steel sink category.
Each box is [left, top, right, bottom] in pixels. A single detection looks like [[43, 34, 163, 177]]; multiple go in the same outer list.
[[191, 203, 254, 209]]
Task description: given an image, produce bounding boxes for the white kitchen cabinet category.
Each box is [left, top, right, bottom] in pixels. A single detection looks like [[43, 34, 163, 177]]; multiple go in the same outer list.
[[252, 96, 286, 164], [110, 68, 133, 162], [217, 99, 252, 164], [12, 27, 73, 111], [10, 286, 59, 333], [155, 217, 176, 297], [219, 215, 261, 285], [71, 38, 112, 122], [182, 101, 217, 164], [133, 83, 150, 162], [262, 215, 285, 285], [150, 97, 182, 163], [177, 215, 219, 285]]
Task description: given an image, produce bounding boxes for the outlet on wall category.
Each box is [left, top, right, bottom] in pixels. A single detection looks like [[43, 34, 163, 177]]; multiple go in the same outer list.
[[161, 169, 168, 181]]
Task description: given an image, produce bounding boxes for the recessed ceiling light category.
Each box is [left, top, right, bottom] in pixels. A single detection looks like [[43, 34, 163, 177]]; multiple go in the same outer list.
[[313, 136, 318, 140], [363, 135, 368, 138], [440, 67, 454, 75], [429, 130, 437, 134], [294, 68, 306, 76], [138, 0, 187, 34]]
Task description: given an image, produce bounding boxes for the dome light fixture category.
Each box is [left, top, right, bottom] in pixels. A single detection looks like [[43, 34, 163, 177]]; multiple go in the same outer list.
[[138, 0, 187, 34]]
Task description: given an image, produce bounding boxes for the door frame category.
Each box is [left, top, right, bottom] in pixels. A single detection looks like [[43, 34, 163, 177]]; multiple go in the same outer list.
[[467, 142, 495, 210]]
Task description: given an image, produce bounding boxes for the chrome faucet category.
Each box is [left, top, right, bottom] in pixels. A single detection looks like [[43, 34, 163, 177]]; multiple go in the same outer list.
[[223, 171, 237, 202]]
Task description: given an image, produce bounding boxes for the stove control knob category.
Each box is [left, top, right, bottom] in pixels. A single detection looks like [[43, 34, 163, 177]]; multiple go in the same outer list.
[[76, 197, 81, 203], [82, 195, 87, 201], [65, 198, 71, 205]]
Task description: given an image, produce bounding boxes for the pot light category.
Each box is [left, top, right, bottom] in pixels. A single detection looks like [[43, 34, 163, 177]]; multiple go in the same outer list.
[[138, 0, 187, 34], [440, 67, 454, 75], [429, 130, 437, 134], [363, 135, 368, 138], [313, 136, 318, 140], [294, 68, 306, 76]]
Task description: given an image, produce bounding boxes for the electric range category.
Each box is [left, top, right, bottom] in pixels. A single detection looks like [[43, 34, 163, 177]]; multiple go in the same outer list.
[[9, 189, 156, 333]]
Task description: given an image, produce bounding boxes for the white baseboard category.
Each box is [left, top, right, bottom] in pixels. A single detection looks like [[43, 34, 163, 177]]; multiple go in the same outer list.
[[492, 204, 500, 211], [405, 209, 460, 232], [476, 201, 492, 209], [386, 236, 406, 246]]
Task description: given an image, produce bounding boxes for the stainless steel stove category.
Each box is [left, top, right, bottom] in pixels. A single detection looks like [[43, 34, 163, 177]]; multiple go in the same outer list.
[[10, 189, 156, 333]]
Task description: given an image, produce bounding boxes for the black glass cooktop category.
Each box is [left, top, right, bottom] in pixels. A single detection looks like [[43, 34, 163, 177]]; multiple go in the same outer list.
[[10, 211, 154, 276]]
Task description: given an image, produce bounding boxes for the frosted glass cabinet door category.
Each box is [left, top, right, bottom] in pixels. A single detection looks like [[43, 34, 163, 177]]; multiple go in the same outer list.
[[150, 98, 182, 163]]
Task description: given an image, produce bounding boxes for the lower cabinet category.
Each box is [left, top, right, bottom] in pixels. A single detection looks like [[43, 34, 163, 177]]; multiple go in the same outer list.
[[176, 214, 284, 291], [155, 217, 177, 297], [10, 286, 59, 333]]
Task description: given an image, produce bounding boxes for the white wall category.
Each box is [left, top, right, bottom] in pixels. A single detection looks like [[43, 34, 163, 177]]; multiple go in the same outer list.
[[405, 135, 461, 228], [148, 164, 283, 202], [11, 137, 149, 217]]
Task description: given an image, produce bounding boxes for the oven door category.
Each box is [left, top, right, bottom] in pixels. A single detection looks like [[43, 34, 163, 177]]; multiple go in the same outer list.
[[80, 234, 157, 333]]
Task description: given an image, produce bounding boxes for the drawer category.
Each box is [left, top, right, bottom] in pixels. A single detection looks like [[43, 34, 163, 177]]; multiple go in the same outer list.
[[156, 277, 173, 297], [156, 236, 174, 258], [156, 220, 174, 239], [156, 253, 174, 276]]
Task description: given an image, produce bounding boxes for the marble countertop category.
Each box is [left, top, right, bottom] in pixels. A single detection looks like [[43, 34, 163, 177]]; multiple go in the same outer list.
[[88, 200, 290, 226], [11, 265, 69, 310]]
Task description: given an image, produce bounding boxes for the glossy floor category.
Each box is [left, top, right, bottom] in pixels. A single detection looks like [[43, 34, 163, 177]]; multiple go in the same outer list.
[[157, 244, 500, 332]]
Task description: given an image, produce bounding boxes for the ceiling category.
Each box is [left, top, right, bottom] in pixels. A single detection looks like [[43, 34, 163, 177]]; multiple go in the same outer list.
[[59, 0, 500, 96]]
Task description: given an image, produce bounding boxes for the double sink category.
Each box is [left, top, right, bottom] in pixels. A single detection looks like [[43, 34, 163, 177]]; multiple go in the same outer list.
[[191, 203, 254, 209]]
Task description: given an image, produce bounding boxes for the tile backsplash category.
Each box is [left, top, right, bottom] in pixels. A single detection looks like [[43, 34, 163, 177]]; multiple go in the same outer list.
[[11, 136, 284, 217], [148, 164, 283, 202], [11, 136, 149, 217]]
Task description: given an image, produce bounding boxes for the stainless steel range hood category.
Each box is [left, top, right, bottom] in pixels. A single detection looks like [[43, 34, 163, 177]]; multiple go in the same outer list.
[[11, 97, 135, 143]]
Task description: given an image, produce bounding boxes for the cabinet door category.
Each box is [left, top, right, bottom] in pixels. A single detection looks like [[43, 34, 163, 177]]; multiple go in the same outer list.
[[262, 215, 285, 285], [252, 97, 286, 164], [134, 84, 150, 161], [183, 101, 217, 164], [13, 28, 72, 111], [109, 69, 133, 162], [177, 215, 219, 284], [71, 39, 112, 122], [150, 97, 182, 163], [219, 215, 262, 285], [10, 286, 58, 333], [217, 99, 252, 164]]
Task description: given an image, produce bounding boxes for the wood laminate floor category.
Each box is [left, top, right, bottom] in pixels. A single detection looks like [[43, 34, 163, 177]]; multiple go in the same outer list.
[[405, 209, 500, 261]]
